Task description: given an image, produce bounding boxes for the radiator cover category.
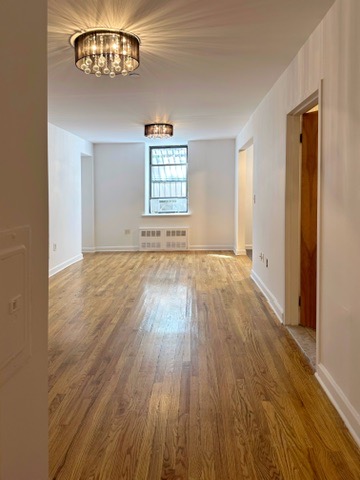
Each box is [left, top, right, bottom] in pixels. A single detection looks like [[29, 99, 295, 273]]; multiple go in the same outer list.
[[139, 228, 189, 251]]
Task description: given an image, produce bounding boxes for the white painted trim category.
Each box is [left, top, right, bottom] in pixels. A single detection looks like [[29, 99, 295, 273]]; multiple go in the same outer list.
[[285, 85, 322, 329], [316, 364, 360, 447], [189, 245, 234, 251], [49, 254, 83, 277], [234, 248, 247, 256], [95, 246, 138, 252], [284, 113, 301, 326], [251, 270, 284, 324], [289, 90, 319, 115], [142, 213, 191, 217], [315, 79, 324, 366], [89, 245, 234, 253], [245, 244, 253, 250], [82, 247, 96, 253]]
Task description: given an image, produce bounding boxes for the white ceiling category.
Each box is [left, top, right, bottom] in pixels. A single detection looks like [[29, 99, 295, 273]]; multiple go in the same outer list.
[[48, 0, 334, 144]]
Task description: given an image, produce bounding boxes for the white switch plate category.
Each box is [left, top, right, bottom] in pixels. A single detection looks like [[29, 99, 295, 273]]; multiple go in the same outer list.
[[0, 226, 31, 386]]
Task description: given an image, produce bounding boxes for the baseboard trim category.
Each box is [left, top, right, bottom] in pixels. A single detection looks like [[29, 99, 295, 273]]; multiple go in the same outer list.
[[234, 248, 247, 256], [245, 244, 253, 250], [82, 247, 96, 253], [316, 364, 360, 447], [95, 246, 138, 252], [91, 246, 234, 253], [49, 254, 83, 277], [189, 245, 234, 251], [250, 270, 284, 323]]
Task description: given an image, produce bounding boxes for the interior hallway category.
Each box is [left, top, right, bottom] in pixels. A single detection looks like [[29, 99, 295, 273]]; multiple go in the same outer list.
[[48, 252, 360, 479]]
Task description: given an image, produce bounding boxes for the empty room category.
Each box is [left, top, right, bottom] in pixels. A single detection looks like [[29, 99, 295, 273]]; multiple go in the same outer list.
[[1, 0, 360, 478]]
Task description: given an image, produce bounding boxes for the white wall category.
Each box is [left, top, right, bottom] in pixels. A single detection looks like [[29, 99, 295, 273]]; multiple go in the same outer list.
[[93, 139, 235, 250], [94, 143, 145, 249], [188, 140, 235, 249], [48, 124, 93, 275], [81, 156, 95, 251], [0, 0, 48, 477], [236, 0, 360, 443], [245, 145, 254, 249]]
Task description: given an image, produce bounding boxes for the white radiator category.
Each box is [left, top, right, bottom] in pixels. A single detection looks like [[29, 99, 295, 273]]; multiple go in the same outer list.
[[139, 228, 189, 251]]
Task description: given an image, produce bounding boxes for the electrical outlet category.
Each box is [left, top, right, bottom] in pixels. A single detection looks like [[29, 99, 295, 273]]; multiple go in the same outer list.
[[124, 229, 131, 235], [53, 243, 57, 251]]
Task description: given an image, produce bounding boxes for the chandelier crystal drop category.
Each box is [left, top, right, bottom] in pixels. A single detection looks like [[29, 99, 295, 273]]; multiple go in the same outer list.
[[144, 124, 174, 139], [71, 29, 140, 78]]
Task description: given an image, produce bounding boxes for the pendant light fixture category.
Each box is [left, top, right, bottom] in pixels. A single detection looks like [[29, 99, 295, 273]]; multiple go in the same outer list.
[[144, 124, 174, 139], [70, 28, 140, 78]]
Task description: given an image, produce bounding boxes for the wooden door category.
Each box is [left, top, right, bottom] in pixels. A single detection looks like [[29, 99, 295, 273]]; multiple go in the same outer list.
[[300, 111, 318, 329]]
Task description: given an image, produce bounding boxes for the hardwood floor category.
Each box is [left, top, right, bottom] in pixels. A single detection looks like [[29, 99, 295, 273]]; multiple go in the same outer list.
[[49, 252, 360, 479]]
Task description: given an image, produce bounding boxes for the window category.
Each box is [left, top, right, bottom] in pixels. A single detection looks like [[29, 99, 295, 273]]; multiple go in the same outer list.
[[149, 146, 188, 214]]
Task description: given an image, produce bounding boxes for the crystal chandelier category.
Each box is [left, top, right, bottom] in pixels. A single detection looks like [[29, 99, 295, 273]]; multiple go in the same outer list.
[[144, 124, 174, 139], [70, 29, 140, 78]]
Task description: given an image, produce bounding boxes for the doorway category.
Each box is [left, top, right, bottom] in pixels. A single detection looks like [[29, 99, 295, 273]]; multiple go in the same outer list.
[[285, 91, 321, 368], [81, 155, 95, 253], [300, 108, 318, 329], [236, 142, 254, 261], [245, 145, 254, 262]]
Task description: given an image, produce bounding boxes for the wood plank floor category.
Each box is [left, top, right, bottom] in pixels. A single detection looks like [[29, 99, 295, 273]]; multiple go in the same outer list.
[[49, 252, 360, 479]]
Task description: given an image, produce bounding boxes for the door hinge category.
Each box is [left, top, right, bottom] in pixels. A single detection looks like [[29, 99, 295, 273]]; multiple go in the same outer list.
[[298, 296, 301, 307], [300, 133, 303, 143]]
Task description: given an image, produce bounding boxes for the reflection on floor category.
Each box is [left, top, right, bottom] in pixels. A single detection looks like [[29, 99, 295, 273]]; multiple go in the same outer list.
[[287, 325, 316, 370]]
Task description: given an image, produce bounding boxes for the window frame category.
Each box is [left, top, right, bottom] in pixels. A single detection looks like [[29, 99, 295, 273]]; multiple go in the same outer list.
[[149, 145, 188, 214]]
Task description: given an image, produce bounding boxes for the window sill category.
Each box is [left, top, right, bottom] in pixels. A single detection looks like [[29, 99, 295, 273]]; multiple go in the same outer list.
[[142, 212, 191, 217]]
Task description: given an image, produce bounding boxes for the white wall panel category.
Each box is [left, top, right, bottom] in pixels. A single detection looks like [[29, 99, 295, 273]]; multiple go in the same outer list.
[[48, 124, 93, 275], [81, 156, 95, 251], [188, 140, 235, 249], [245, 145, 254, 248], [94, 143, 145, 249]]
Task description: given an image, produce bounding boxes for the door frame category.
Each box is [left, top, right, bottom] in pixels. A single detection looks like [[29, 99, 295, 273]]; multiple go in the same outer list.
[[284, 84, 323, 362]]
